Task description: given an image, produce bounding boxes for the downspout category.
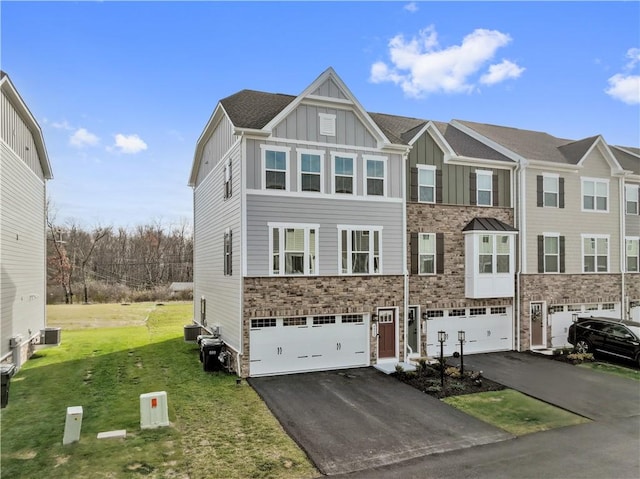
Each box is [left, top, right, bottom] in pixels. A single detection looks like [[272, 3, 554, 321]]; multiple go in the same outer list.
[[620, 176, 625, 319], [402, 150, 409, 361], [515, 160, 526, 352]]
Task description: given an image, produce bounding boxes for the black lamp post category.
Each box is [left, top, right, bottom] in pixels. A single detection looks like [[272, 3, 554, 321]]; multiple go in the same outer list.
[[438, 330, 446, 388], [458, 330, 466, 376], [572, 313, 578, 351]]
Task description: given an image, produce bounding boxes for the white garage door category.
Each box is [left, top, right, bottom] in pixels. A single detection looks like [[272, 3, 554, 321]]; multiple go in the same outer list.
[[631, 301, 640, 322], [249, 314, 369, 376], [550, 302, 621, 348], [425, 306, 512, 357]]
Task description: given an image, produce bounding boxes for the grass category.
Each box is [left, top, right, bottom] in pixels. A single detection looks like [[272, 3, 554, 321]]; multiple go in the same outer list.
[[578, 361, 640, 381], [1, 302, 317, 479], [443, 389, 590, 436]]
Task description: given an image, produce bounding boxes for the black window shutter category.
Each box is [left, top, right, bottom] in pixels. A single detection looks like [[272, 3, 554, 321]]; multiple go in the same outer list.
[[436, 233, 444, 274], [559, 177, 565, 209], [229, 230, 233, 275], [470, 172, 477, 206], [559, 236, 565, 273], [537, 235, 544, 273], [410, 232, 418, 274], [638, 186, 640, 215], [492, 173, 499, 206], [435, 170, 443, 204], [410, 167, 418, 202], [536, 175, 543, 207]]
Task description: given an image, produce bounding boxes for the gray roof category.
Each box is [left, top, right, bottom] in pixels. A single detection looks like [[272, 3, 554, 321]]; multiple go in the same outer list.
[[368, 112, 426, 145], [432, 121, 514, 163], [220, 89, 295, 129], [462, 217, 518, 232], [611, 146, 640, 175]]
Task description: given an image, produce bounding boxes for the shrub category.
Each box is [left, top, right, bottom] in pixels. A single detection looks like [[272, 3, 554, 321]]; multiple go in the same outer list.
[[566, 352, 594, 364], [445, 366, 461, 378]]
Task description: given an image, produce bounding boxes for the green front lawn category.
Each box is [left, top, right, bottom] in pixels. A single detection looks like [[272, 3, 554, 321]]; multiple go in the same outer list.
[[1, 302, 317, 479], [443, 389, 590, 436], [578, 361, 640, 381]]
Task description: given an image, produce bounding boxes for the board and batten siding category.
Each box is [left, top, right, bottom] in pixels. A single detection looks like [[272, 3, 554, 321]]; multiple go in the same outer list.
[[1, 91, 44, 180], [245, 195, 404, 276], [408, 132, 511, 207], [193, 142, 242, 352], [524, 150, 621, 274], [1, 141, 46, 360], [195, 113, 235, 187], [245, 138, 404, 198], [272, 104, 378, 148]]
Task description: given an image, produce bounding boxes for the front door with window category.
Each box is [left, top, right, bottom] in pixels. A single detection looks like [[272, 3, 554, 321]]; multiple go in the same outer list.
[[530, 302, 546, 348], [377, 309, 396, 359]]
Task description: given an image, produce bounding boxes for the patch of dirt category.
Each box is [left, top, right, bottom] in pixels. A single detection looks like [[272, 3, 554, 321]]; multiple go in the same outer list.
[[12, 450, 37, 460], [393, 362, 505, 399], [54, 455, 70, 467], [124, 462, 155, 475]]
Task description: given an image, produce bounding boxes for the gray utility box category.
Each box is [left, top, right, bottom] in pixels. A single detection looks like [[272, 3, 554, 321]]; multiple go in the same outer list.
[[184, 324, 201, 342], [1, 364, 16, 408], [42, 327, 61, 345]]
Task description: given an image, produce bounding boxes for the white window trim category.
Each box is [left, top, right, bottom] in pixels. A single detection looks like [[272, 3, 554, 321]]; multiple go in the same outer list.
[[476, 169, 493, 207], [626, 236, 640, 273], [363, 155, 388, 197], [542, 173, 559, 208], [478, 233, 512, 275], [543, 233, 561, 273], [581, 177, 609, 213], [337, 225, 383, 275], [417, 164, 436, 204], [319, 113, 336, 137], [261, 144, 291, 191], [268, 222, 320, 276], [626, 185, 639, 215], [297, 148, 325, 194], [418, 232, 436, 275], [581, 234, 610, 273], [331, 152, 357, 195]]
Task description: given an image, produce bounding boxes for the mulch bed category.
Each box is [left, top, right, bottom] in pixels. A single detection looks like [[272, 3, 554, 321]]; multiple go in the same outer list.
[[393, 361, 505, 400]]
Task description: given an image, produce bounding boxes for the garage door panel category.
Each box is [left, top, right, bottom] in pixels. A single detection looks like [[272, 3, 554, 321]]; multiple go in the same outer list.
[[250, 315, 369, 376]]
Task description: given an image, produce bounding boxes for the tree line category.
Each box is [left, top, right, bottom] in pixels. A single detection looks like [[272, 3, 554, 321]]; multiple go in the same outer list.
[[47, 204, 193, 304]]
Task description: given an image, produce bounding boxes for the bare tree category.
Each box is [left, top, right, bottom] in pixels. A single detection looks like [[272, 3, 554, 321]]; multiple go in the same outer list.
[[46, 199, 74, 303]]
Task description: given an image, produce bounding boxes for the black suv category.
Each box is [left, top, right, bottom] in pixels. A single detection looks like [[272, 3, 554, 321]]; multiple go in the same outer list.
[[568, 317, 640, 367]]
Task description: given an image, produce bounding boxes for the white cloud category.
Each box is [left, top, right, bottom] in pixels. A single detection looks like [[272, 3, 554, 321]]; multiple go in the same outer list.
[[605, 47, 640, 105], [113, 133, 148, 154], [69, 128, 100, 148], [370, 26, 523, 97], [480, 60, 525, 85], [404, 2, 419, 13], [605, 74, 640, 105], [51, 120, 74, 131]]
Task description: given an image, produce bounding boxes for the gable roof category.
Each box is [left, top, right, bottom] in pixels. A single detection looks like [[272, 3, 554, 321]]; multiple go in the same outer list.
[[432, 121, 514, 163], [611, 145, 640, 175], [0, 71, 53, 179]]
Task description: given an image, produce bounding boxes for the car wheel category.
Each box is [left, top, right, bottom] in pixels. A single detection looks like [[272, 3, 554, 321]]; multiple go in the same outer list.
[[575, 339, 592, 354]]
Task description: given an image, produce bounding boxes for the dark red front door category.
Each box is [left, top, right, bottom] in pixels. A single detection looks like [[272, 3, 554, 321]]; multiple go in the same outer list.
[[378, 309, 396, 358]]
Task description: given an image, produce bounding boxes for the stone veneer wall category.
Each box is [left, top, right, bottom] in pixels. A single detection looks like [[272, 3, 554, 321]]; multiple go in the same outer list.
[[241, 275, 405, 377], [625, 273, 640, 304], [519, 273, 622, 350]]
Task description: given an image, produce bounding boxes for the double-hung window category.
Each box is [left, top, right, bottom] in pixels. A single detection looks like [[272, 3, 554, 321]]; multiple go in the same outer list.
[[476, 170, 493, 206], [298, 149, 323, 193], [364, 156, 386, 196], [223, 228, 232, 275], [270, 223, 318, 276], [543, 175, 558, 207], [339, 226, 382, 274], [626, 185, 639, 215], [479, 234, 511, 274], [418, 165, 436, 203], [582, 235, 609, 272], [582, 178, 608, 212], [262, 146, 290, 190], [544, 235, 560, 273], [418, 233, 436, 274], [626, 237, 639, 272], [332, 154, 355, 194]]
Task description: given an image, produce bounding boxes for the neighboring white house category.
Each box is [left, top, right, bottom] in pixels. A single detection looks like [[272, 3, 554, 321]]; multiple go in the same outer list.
[[1, 71, 53, 370]]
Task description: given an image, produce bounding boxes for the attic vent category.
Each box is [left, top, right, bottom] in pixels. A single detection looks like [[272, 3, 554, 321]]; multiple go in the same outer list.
[[319, 113, 336, 137]]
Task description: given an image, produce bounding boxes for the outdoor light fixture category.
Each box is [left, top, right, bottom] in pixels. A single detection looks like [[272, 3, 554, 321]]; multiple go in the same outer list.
[[437, 331, 446, 388], [371, 313, 378, 322], [458, 330, 466, 375], [422, 312, 428, 320]]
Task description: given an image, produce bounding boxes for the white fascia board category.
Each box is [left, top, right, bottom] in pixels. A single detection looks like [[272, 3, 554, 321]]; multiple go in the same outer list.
[[409, 121, 456, 156], [525, 159, 582, 172], [263, 67, 393, 148], [189, 103, 228, 186], [450, 120, 528, 166], [612, 145, 640, 159], [579, 137, 625, 175], [1, 75, 53, 179], [233, 127, 270, 138], [445, 155, 516, 170]]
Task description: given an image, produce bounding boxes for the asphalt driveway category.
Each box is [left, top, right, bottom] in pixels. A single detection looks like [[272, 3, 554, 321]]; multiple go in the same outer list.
[[456, 351, 640, 420], [249, 367, 512, 475]]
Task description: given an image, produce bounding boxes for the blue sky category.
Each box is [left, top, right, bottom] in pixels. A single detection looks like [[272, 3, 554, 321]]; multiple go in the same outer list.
[[3, 1, 639, 228]]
